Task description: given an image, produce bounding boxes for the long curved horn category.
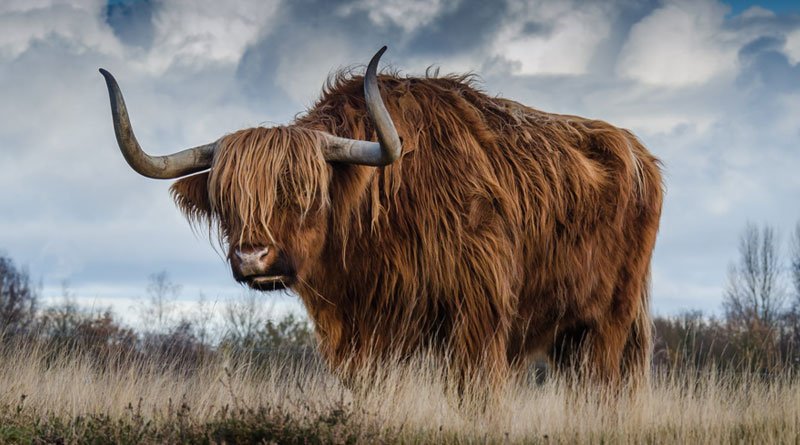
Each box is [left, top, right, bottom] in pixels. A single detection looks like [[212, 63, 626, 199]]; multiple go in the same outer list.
[[322, 46, 402, 166], [99, 69, 216, 179]]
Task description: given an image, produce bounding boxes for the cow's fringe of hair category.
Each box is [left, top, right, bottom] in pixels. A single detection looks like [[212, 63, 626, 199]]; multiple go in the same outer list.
[[213, 126, 330, 247], [171, 127, 330, 249]]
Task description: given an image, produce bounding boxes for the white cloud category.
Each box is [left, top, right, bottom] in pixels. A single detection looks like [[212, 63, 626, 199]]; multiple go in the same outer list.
[[776, 92, 800, 135], [337, 0, 460, 33], [0, 0, 104, 16], [609, 112, 716, 136], [738, 6, 775, 20], [0, 0, 121, 59], [274, 36, 355, 104], [141, 0, 280, 74], [784, 29, 800, 65], [617, 0, 737, 86], [491, 0, 613, 76]]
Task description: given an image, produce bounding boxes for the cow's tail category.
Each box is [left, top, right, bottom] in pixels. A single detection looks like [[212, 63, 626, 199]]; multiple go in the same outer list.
[[621, 274, 653, 386]]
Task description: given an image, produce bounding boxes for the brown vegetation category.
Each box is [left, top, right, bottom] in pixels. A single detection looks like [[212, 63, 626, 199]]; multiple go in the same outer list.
[[0, 343, 798, 444]]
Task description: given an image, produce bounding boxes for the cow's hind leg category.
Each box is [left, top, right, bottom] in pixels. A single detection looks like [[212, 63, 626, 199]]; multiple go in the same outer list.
[[548, 323, 589, 379], [620, 290, 652, 387], [549, 322, 629, 385]]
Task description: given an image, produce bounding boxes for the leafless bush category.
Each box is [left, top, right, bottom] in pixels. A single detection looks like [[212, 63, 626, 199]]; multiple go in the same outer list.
[[0, 254, 38, 338]]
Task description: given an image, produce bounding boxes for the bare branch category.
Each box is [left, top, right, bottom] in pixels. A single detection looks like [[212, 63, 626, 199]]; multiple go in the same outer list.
[[723, 223, 786, 332], [791, 222, 800, 304]]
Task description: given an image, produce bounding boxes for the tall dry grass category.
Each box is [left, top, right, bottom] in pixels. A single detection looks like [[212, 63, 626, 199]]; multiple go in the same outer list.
[[1, 343, 798, 444]]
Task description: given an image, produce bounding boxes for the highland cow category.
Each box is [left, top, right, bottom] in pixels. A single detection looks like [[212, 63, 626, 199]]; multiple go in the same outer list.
[[100, 47, 663, 385]]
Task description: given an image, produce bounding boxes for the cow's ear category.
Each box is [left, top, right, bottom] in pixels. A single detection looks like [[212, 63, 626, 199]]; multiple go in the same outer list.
[[170, 172, 212, 223]]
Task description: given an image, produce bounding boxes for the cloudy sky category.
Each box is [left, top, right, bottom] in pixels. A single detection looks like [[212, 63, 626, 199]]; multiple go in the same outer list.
[[1, 0, 799, 323]]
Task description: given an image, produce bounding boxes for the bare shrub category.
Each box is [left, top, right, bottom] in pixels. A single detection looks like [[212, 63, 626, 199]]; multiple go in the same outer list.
[[0, 254, 38, 338]]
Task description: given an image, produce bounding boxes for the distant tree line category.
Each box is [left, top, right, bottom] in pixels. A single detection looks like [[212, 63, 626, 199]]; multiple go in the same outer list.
[[0, 260, 316, 372], [653, 222, 800, 372], [2, 221, 800, 374]]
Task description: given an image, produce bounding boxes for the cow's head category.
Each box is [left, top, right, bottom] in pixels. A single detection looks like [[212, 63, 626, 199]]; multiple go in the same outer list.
[[100, 47, 401, 291]]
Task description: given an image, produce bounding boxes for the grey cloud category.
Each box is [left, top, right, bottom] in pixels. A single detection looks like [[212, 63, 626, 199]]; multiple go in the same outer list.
[[236, 0, 506, 100], [233, 0, 388, 116], [520, 21, 552, 37], [738, 35, 800, 93], [587, 0, 662, 77], [106, 0, 157, 49], [405, 0, 507, 55], [727, 6, 800, 32], [236, 33, 299, 116]]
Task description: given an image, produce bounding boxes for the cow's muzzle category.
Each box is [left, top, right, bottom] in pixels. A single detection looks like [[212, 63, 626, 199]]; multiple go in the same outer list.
[[231, 246, 295, 291]]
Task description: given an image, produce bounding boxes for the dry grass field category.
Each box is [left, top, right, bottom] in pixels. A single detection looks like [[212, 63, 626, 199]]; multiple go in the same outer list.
[[1, 344, 798, 444]]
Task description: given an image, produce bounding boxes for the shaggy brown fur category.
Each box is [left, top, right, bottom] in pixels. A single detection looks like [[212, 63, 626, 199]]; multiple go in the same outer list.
[[171, 72, 663, 385]]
